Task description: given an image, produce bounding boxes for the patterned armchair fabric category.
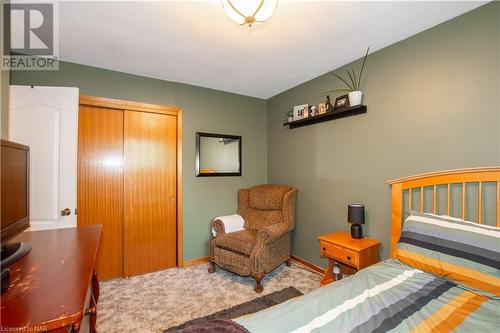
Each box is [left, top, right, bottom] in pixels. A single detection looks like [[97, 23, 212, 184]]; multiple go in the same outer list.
[[209, 184, 298, 293]]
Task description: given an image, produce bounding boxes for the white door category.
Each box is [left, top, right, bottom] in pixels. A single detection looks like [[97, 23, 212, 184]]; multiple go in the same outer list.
[[9, 85, 79, 230]]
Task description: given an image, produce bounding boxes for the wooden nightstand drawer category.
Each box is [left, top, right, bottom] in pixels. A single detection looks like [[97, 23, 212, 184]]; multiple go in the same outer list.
[[318, 231, 381, 286], [320, 241, 359, 268]]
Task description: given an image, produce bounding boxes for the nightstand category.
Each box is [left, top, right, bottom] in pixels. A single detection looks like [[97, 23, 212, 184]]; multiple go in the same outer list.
[[318, 231, 381, 286]]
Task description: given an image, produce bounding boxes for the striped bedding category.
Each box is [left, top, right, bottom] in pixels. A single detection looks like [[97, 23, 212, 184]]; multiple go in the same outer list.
[[234, 259, 500, 332], [394, 212, 500, 298]]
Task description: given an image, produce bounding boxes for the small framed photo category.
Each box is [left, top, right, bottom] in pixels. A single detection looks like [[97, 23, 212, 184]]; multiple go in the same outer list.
[[310, 106, 317, 117], [318, 102, 326, 114], [334, 94, 350, 110], [293, 104, 308, 121]]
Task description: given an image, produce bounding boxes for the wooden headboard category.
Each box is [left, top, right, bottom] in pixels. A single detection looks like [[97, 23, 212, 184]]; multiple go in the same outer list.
[[386, 167, 500, 256]]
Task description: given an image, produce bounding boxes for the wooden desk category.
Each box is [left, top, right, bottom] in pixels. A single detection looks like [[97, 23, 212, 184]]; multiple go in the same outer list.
[[1, 226, 101, 332], [319, 231, 380, 285]]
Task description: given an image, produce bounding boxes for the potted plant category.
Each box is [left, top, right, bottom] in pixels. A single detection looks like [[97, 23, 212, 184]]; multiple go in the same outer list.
[[286, 110, 294, 123], [327, 47, 369, 106]]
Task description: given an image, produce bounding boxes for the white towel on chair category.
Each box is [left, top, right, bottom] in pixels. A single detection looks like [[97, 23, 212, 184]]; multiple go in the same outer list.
[[211, 214, 245, 236]]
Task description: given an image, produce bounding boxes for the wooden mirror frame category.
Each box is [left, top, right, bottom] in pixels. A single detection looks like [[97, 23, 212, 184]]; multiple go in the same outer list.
[[195, 132, 242, 177]]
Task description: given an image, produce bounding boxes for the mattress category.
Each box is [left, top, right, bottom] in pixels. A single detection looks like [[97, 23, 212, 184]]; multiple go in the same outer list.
[[234, 259, 500, 333]]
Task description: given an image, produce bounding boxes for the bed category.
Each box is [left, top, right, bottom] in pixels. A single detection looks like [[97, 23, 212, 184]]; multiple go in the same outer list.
[[172, 168, 499, 332], [235, 259, 499, 332], [233, 167, 500, 333]]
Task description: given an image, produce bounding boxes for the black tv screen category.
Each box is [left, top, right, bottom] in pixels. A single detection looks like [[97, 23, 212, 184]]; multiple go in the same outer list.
[[1, 139, 30, 244]]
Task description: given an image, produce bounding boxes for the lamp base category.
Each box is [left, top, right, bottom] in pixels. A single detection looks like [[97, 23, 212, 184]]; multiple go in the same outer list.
[[351, 224, 363, 239]]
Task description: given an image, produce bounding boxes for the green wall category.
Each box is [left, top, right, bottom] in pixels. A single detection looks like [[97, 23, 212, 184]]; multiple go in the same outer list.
[[8, 2, 500, 268], [266, 2, 500, 266], [10, 61, 268, 261]]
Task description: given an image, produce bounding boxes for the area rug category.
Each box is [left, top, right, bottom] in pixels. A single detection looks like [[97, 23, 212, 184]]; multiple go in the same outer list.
[[164, 286, 303, 332]]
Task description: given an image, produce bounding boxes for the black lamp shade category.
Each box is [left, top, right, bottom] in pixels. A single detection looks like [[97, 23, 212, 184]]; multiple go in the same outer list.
[[348, 204, 365, 225]]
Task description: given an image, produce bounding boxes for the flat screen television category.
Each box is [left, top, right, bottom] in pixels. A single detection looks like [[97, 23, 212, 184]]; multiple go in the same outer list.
[[1, 139, 31, 271]]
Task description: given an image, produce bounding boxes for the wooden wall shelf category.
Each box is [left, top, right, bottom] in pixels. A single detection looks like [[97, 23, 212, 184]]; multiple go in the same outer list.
[[283, 105, 367, 129]]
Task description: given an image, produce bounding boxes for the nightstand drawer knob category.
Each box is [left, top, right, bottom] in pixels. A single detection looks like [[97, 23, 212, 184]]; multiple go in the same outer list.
[[322, 247, 326, 251], [347, 256, 352, 261]]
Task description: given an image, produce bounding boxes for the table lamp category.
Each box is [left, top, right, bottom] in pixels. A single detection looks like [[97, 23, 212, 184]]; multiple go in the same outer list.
[[348, 204, 365, 239]]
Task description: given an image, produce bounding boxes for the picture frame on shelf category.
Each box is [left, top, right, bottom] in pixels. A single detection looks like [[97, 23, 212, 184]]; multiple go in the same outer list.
[[304, 106, 310, 118], [293, 104, 308, 121], [334, 94, 350, 110], [325, 95, 333, 113], [310, 106, 317, 117], [318, 102, 326, 114]]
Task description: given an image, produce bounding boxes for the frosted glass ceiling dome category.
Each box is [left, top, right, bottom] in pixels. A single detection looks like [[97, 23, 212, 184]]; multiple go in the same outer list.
[[222, 0, 279, 27]]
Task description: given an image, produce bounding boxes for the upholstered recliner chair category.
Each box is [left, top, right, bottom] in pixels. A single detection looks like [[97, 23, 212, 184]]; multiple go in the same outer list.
[[208, 184, 298, 293]]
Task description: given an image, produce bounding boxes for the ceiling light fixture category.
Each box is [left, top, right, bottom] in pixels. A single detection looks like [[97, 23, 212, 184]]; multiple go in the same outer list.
[[222, 0, 278, 27]]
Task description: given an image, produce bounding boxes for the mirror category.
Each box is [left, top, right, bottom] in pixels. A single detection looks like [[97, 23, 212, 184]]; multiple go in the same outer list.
[[196, 132, 242, 177]]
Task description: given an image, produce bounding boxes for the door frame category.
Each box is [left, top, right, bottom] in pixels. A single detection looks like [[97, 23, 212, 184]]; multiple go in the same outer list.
[[79, 95, 184, 268]]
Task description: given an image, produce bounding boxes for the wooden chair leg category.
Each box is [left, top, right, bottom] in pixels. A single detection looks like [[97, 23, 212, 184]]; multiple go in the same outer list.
[[89, 270, 99, 333], [251, 272, 265, 293], [208, 260, 216, 273], [87, 304, 97, 333], [92, 270, 99, 303]]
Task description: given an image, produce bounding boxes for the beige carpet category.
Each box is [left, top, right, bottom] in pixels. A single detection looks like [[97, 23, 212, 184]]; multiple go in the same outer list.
[[96, 262, 322, 333]]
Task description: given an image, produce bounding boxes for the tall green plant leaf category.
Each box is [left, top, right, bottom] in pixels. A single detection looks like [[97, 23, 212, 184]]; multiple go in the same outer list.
[[329, 72, 353, 91], [322, 88, 352, 95], [351, 70, 358, 90], [357, 47, 370, 90], [329, 47, 370, 92], [347, 70, 356, 91]]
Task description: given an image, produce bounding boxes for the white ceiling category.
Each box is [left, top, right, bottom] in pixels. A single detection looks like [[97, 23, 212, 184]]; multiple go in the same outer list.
[[59, 1, 487, 99]]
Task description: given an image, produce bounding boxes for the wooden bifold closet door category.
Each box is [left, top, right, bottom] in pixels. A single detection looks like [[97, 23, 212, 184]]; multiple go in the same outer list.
[[123, 111, 177, 276], [78, 105, 124, 279], [77, 97, 180, 280]]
